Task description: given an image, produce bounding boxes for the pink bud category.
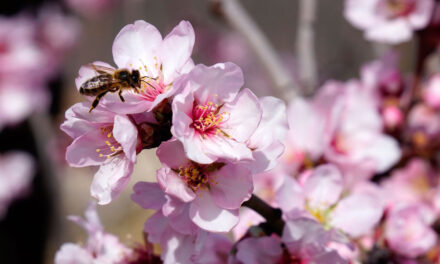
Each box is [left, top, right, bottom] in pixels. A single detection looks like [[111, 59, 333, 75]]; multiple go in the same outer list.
[[382, 105, 403, 128]]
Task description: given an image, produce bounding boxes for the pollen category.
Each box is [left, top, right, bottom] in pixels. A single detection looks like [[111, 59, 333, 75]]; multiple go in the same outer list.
[[97, 125, 123, 159], [177, 162, 224, 192], [191, 101, 230, 136]]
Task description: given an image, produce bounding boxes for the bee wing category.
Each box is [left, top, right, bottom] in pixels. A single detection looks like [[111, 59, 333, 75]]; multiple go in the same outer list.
[[81, 74, 123, 91], [85, 63, 117, 75]]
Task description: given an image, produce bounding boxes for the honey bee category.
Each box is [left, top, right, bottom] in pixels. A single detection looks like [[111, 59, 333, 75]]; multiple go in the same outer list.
[[79, 64, 143, 112]]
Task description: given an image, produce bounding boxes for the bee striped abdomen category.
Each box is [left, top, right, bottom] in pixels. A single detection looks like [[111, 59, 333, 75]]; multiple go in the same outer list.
[[80, 74, 114, 95]]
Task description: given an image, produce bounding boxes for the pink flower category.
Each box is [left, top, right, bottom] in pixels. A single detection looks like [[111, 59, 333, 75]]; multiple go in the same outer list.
[[385, 202, 437, 258], [76, 20, 195, 114], [156, 139, 253, 232], [61, 102, 139, 204], [171, 63, 262, 164], [423, 74, 440, 109], [55, 203, 133, 264], [408, 104, 440, 147], [381, 159, 437, 205], [276, 164, 384, 238], [131, 182, 233, 264], [234, 218, 347, 264], [0, 152, 34, 219], [345, 0, 434, 44], [317, 81, 401, 185]]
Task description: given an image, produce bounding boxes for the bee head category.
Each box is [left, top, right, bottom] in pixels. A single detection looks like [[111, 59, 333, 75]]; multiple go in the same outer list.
[[131, 70, 140, 84]]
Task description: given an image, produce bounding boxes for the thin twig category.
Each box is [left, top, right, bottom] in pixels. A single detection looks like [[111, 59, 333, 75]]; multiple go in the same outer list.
[[296, 0, 318, 95], [216, 0, 297, 100], [242, 194, 285, 236]]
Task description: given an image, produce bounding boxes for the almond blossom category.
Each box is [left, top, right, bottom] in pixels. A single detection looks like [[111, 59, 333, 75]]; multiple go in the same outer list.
[[316, 81, 401, 185], [61, 102, 139, 204], [171, 62, 262, 164], [156, 139, 253, 232], [275, 164, 384, 238], [385, 202, 438, 258], [76, 20, 195, 114], [55, 203, 133, 264], [344, 0, 434, 44], [234, 218, 347, 264]]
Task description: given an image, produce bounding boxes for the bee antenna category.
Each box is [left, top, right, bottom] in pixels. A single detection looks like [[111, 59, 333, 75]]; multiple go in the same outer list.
[[141, 79, 156, 90]]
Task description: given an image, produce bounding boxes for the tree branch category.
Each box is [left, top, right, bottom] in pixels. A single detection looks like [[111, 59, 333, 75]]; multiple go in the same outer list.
[[215, 0, 297, 100], [242, 194, 285, 236], [296, 0, 318, 95]]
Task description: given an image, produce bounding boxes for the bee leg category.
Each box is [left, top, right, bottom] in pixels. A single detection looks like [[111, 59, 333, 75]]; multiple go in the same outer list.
[[118, 90, 125, 102], [89, 92, 107, 113]]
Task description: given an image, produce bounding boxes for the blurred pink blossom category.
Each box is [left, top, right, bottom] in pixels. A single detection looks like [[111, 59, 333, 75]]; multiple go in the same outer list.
[[234, 218, 347, 264], [0, 152, 34, 219], [345, 0, 434, 44], [317, 81, 401, 185], [276, 164, 384, 238], [61, 102, 139, 204], [55, 203, 133, 264], [385, 202, 437, 258], [423, 74, 440, 109]]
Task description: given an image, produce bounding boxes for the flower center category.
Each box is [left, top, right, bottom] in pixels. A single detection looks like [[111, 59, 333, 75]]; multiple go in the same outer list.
[[378, 0, 415, 18], [176, 162, 224, 192], [139, 78, 167, 102], [95, 126, 123, 159], [191, 101, 230, 136]]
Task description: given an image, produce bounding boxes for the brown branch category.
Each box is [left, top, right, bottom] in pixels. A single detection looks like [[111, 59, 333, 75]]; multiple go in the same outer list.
[[242, 194, 285, 236]]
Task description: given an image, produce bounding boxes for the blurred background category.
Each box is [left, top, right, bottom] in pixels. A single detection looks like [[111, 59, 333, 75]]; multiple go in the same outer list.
[[0, 0, 418, 263]]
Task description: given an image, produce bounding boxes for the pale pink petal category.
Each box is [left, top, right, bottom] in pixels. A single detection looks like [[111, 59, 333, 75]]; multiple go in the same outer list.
[[286, 97, 326, 159], [221, 88, 262, 142], [344, 0, 378, 29], [248, 96, 288, 149], [236, 236, 282, 264], [159, 20, 195, 84], [157, 167, 196, 203], [201, 134, 254, 163], [275, 175, 305, 213], [330, 194, 384, 238], [65, 130, 106, 167], [366, 19, 412, 44], [144, 211, 169, 244], [112, 20, 162, 76], [304, 164, 343, 210], [131, 182, 166, 210], [60, 102, 113, 138], [55, 243, 93, 264], [408, 0, 434, 28], [163, 198, 198, 235], [90, 157, 134, 205], [156, 139, 190, 169], [189, 189, 239, 232], [190, 63, 244, 103], [210, 164, 253, 209], [113, 115, 138, 163]]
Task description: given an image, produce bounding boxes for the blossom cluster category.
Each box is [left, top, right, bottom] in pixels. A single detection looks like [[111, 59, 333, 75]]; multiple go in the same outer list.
[[0, 6, 79, 220], [57, 6, 440, 263]]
